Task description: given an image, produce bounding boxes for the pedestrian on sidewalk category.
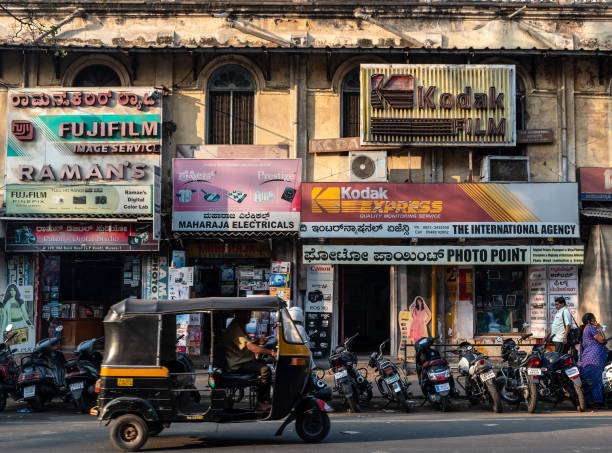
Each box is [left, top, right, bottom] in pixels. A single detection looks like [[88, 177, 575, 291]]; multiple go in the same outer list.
[[579, 312, 607, 409], [545, 297, 572, 355]]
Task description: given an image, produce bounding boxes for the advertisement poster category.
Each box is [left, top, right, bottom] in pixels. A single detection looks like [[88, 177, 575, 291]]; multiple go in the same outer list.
[[528, 266, 548, 338], [5, 88, 161, 216], [172, 158, 301, 231], [142, 251, 169, 300], [270, 287, 291, 303], [397, 310, 411, 357], [171, 250, 186, 268], [169, 284, 190, 300], [548, 265, 579, 325], [169, 267, 194, 286], [4, 255, 36, 353], [579, 167, 612, 201], [305, 265, 334, 313], [6, 221, 158, 252], [360, 64, 515, 146], [303, 245, 584, 266], [306, 312, 332, 359], [300, 183, 579, 239]]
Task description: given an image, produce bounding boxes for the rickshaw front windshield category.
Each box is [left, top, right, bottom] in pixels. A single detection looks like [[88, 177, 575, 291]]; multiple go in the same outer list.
[[280, 308, 304, 345]]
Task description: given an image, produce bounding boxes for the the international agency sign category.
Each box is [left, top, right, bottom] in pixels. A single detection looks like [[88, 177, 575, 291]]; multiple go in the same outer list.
[[5, 88, 161, 215], [360, 64, 516, 146]]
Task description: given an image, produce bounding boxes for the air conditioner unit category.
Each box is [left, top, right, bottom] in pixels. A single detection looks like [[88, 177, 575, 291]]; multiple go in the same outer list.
[[349, 151, 387, 182], [480, 156, 530, 182]]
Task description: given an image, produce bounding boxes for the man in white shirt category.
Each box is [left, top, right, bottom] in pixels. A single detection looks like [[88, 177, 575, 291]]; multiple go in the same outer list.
[[545, 297, 572, 355]]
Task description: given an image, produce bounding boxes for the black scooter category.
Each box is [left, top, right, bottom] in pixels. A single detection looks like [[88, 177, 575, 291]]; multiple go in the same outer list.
[[17, 326, 67, 411], [329, 332, 372, 412], [369, 339, 412, 412], [0, 324, 21, 412], [65, 337, 103, 413], [414, 337, 457, 411]]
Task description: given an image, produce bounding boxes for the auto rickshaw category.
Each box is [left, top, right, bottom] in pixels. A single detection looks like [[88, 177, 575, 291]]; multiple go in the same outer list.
[[92, 296, 331, 451]]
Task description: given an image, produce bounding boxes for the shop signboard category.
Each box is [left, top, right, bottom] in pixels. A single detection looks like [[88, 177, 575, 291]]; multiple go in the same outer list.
[[172, 158, 301, 231], [5, 221, 158, 252], [528, 266, 548, 338], [300, 182, 579, 239], [360, 64, 516, 146], [579, 167, 612, 201], [142, 252, 169, 300], [4, 255, 36, 353], [5, 88, 161, 215], [305, 264, 334, 359], [303, 245, 584, 266]]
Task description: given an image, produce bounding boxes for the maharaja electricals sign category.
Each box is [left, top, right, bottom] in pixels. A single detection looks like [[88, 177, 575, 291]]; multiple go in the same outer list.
[[300, 182, 579, 239], [5, 88, 161, 215], [360, 64, 515, 146]]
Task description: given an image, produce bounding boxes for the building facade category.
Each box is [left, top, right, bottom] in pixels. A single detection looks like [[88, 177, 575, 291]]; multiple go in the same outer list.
[[0, 1, 610, 356]]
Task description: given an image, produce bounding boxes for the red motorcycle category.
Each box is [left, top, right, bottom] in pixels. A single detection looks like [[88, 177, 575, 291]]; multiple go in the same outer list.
[[0, 324, 21, 412]]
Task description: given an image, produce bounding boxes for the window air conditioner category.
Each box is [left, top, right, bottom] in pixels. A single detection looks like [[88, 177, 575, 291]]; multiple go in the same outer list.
[[349, 151, 387, 182], [480, 156, 530, 182]]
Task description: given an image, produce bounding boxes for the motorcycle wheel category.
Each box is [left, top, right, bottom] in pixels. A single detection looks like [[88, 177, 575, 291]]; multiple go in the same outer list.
[[0, 391, 6, 412], [296, 410, 330, 443], [347, 392, 361, 413], [397, 389, 411, 413], [27, 396, 45, 412], [526, 380, 538, 414], [440, 396, 451, 412], [110, 414, 149, 452], [497, 374, 520, 404], [75, 392, 91, 414], [568, 380, 586, 412], [485, 381, 503, 413], [360, 387, 373, 403]]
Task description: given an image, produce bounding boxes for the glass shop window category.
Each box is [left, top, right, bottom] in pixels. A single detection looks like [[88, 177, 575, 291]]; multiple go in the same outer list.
[[474, 266, 526, 335]]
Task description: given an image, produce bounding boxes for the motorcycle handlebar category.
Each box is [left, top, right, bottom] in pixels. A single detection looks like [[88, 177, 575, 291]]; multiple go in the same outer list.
[[344, 332, 359, 347]]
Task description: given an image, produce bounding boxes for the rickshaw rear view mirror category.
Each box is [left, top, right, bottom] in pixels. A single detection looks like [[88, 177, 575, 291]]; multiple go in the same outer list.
[[5, 324, 13, 332]]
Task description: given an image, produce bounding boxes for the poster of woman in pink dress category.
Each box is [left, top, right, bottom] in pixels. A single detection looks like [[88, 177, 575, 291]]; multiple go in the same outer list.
[[408, 296, 432, 343]]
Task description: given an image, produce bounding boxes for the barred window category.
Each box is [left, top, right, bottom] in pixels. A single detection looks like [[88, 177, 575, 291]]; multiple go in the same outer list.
[[341, 68, 361, 138], [207, 65, 255, 144], [73, 65, 121, 87]]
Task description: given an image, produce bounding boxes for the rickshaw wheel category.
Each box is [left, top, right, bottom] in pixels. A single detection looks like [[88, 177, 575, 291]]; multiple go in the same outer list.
[[110, 414, 150, 452], [295, 410, 330, 443]]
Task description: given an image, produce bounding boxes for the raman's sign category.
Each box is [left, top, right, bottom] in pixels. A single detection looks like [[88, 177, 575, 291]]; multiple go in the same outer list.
[[360, 64, 516, 146], [5, 88, 161, 215], [300, 182, 579, 239]]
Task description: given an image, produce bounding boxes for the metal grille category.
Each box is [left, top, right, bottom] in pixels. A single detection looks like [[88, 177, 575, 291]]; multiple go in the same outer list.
[[208, 91, 254, 144], [342, 92, 360, 138]]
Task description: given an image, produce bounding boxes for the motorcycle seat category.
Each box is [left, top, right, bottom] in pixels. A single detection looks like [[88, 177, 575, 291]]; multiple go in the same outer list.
[[423, 358, 446, 368], [211, 344, 259, 389]]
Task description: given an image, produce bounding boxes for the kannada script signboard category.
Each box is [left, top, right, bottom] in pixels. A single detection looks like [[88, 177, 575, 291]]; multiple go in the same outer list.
[[5, 88, 161, 215], [360, 64, 516, 146], [300, 182, 579, 239]]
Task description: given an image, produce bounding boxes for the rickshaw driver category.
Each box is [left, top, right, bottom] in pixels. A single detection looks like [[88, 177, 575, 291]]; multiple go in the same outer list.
[[223, 310, 276, 411]]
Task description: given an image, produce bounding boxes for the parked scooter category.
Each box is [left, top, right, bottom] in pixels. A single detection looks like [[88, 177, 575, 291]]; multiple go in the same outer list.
[[329, 332, 372, 412], [64, 337, 103, 413], [17, 326, 67, 411], [0, 324, 21, 412], [369, 339, 412, 412], [495, 333, 540, 413], [452, 341, 502, 413], [414, 337, 457, 411], [537, 343, 585, 411]]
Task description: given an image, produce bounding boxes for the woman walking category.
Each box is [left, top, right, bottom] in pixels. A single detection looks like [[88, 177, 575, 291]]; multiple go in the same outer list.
[[579, 313, 608, 409]]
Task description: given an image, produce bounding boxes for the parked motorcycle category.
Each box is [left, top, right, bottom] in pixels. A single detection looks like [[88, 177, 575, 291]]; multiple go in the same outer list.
[[368, 339, 412, 412], [452, 341, 502, 413], [537, 343, 585, 412], [0, 324, 21, 412], [495, 333, 540, 413], [600, 339, 612, 403], [17, 326, 67, 411], [311, 368, 332, 402], [64, 337, 103, 413], [414, 337, 457, 411], [329, 332, 372, 412]]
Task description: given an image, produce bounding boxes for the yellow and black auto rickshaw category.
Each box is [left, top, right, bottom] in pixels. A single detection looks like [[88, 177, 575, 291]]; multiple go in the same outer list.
[[92, 296, 331, 451]]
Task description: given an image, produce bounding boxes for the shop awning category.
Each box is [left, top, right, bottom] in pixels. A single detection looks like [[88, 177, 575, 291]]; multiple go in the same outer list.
[[580, 207, 612, 220], [172, 231, 297, 239]]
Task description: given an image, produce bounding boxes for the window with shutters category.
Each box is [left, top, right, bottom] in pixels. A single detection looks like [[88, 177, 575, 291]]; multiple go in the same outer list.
[[207, 65, 255, 144], [341, 68, 361, 138], [73, 65, 121, 87]]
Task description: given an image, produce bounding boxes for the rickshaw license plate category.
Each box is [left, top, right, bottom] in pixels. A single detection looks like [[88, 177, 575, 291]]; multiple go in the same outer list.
[[334, 370, 348, 380], [385, 374, 400, 384], [117, 378, 133, 387], [435, 383, 450, 392], [527, 368, 542, 376], [70, 381, 85, 391], [23, 385, 35, 398], [480, 371, 496, 382], [565, 367, 579, 378]]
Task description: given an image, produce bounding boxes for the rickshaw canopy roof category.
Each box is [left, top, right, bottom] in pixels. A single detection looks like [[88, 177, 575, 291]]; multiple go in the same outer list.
[[107, 296, 286, 318]]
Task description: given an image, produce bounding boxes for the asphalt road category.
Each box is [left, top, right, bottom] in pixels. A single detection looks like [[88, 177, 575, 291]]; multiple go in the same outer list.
[[1, 406, 611, 453]]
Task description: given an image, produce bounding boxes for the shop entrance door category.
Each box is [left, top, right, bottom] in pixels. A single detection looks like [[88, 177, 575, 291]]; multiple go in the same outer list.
[[341, 265, 390, 353]]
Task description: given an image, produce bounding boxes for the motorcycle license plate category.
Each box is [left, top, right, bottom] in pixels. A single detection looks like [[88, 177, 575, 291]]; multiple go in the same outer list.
[[23, 385, 35, 398], [384, 374, 400, 385], [70, 381, 85, 391], [527, 368, 542, 376], [565, 367, 580, 378], [480, 370, 496, 382], [334, 370, 348, 380], [435, 382, 450, 392]]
